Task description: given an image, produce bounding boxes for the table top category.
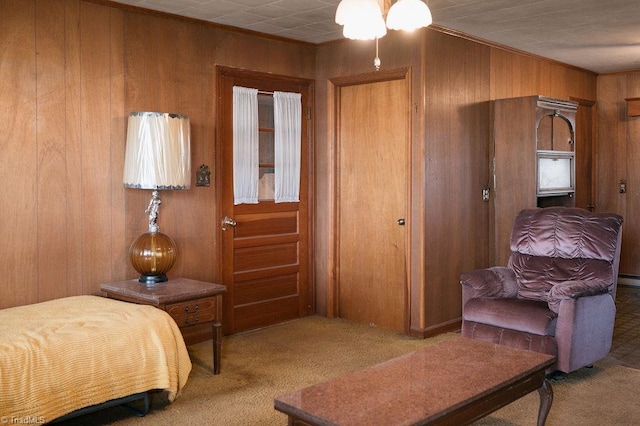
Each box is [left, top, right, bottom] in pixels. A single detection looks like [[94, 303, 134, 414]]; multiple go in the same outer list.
[[274, 336, 555, 426], [100, 277, 226, 304]]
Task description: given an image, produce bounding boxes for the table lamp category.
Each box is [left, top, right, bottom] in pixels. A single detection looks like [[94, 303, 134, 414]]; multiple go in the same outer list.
[[123, 111, 191, 284]]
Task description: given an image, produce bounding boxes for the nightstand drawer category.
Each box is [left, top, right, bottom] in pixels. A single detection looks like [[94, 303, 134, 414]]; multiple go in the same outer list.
[[166, 297, 216, 327]]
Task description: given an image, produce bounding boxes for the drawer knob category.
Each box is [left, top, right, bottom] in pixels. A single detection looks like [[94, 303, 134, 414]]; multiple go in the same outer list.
[[185, 317, 199, 325], [184, 305, 199, 313]]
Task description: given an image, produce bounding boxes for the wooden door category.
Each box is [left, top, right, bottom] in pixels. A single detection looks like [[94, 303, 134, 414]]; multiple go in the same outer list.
[[337, 77, 409, 333], [217, 67, 313, 334]]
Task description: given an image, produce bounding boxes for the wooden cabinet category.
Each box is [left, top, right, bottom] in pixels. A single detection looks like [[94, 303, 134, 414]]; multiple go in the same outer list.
[[492, 96, 578, 265]]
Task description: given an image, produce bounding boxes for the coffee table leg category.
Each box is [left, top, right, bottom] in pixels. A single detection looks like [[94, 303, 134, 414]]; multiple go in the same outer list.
[[536, 378, 553, 426], [212, 321, 222, 374]]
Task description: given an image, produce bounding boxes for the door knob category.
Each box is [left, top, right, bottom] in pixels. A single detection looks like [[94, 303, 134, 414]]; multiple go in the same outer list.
[[222, 216, 237, 231], [397, 218, 405, 226]]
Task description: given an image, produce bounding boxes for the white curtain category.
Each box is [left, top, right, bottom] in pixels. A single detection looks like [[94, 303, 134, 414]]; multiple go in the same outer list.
[[274, 91, 302, 203], [233, 86, 259, 204]]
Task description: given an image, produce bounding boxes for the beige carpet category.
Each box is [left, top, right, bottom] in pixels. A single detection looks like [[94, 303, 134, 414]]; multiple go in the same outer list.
[[63, 316, 639, 425]]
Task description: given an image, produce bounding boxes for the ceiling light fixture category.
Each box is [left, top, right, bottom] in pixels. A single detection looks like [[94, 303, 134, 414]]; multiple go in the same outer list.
[[335, 0, 432, 70]]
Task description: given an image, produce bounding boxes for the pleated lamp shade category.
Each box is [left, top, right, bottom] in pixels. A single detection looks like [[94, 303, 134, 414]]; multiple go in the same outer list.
[[123, 112, 191, 190]]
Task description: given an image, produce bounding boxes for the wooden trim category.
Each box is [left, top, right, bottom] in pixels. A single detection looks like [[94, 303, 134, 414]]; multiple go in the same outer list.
[[409, 318, 462, 339], [625, 97, 640, 117], [570, 97, 596, 107], [330, 67, 410, 87]]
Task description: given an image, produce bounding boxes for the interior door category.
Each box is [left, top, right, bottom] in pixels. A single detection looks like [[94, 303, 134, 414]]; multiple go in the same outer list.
[[337, 77, 409, 333], [218, 67, 313, 334]]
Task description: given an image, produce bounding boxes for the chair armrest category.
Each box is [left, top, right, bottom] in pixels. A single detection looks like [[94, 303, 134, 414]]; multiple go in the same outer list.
[[460, 267, 519, 299], [547, 279, 611, 313]]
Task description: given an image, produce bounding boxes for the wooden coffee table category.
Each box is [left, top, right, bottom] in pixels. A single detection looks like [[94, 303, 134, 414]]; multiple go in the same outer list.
[[274, 337, 555, 425]]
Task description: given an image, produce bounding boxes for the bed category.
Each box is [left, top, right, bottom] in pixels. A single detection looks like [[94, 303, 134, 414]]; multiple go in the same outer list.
[[0, 295, 192, 421]]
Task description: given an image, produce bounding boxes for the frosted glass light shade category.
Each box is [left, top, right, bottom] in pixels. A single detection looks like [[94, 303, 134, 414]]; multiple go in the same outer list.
[[123, 112, 191, 190], [335, 0, 387, 40], [386, 0, 432, 31]]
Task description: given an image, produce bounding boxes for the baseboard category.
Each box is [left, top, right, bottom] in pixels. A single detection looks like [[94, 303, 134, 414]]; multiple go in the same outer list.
[[618, 274, 640, 288], [409, 318, 461, 339]]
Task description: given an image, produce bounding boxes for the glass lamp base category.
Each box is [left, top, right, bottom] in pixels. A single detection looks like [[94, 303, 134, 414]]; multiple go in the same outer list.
[[129, 231, 177, 285]]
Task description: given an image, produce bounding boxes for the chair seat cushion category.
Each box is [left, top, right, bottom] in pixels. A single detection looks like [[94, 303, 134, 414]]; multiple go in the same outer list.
[[463, 297, 557, 336]]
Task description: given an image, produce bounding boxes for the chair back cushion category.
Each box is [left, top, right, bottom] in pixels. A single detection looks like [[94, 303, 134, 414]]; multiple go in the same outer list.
[[508, 207, 623, 301]]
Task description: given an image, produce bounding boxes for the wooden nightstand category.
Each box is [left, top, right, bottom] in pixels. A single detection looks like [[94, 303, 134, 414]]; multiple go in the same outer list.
[[100, 277, 227, 374]]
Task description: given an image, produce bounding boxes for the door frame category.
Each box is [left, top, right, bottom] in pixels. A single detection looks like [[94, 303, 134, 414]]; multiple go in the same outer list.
[[328, 68, 413, 334]]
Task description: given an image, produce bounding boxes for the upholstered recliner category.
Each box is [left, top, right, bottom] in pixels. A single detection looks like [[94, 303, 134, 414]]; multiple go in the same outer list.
[[461, 207, 623, 374]]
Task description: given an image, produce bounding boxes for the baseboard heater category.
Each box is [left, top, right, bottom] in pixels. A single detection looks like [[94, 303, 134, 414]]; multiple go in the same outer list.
[[51, 392, 149, 423]]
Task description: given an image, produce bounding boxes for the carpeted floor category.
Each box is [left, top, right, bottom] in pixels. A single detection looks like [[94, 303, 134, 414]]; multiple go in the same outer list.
[[610, 285, 640, 369], [60, 311, 640, 425]]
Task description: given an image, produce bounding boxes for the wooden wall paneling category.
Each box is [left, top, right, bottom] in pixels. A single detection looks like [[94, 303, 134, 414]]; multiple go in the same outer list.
[[0, 0, 38, 308], [109, 7, 127, 284], [622, 73, 640, 274], [122, 12, 153, 281], [489, 49, 552, 100], [596, 74, 631, 269], [36, 0, 67, 302], [207, 28, 315, 80], [550, 64, 597, 102], [201, 34, 220, 282], [64, 0, 84, 297], [172, 20, 210, 281], [423, 31, 450, 331], [408, 33, 428, 333], [596, 76, 627, 217], [79, 2, 114, 291], [311, 46, 335, 317], [422, 31, 491, 332], [151, 17, 185, 279]]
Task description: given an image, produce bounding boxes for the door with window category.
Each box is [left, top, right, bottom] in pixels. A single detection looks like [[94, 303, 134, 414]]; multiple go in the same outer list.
[[217, 67, 313, 334]]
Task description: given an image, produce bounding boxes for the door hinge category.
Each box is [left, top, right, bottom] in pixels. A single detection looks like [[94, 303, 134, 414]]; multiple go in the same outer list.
[[306, 106, 311, 120]]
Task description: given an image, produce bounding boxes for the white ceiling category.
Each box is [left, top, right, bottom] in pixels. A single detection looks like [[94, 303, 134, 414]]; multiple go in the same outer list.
[[111, 0, 640, 74]]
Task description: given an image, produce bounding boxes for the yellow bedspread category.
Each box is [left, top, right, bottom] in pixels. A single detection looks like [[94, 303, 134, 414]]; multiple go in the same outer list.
[[0, 295, 192, 421]]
